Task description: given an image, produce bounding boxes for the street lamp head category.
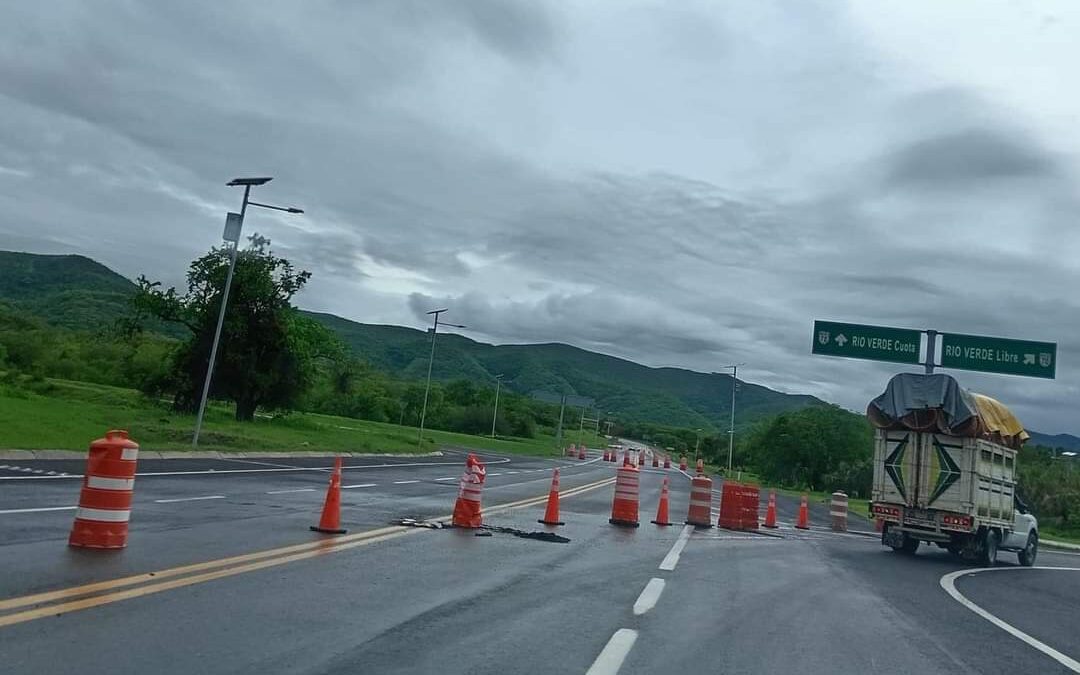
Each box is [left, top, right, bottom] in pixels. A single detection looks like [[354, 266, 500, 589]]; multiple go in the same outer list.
[[444, 323, 467, 329], [427, 308, 449, 315], [227, 177, 273, 186], [286, 207, 304, 214]]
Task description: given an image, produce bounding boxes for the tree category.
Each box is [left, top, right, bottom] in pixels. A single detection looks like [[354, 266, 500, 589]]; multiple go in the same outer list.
[[133, 235, 340, 421]]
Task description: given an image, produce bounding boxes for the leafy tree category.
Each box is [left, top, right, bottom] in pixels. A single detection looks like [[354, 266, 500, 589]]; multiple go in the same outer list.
[[133, 235, 340, 420], [741, 405, 872, 491]]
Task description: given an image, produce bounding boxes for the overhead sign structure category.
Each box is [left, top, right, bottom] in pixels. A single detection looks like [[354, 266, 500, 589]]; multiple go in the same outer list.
[[940, 333, 1057, 379], [811, 320, 922, 365], [811, 320, 1057, 380]]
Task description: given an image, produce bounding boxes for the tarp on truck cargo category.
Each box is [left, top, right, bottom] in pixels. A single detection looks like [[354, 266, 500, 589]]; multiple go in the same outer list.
[[866, 373, 1027, 448], [969, 393, 1030, 446]]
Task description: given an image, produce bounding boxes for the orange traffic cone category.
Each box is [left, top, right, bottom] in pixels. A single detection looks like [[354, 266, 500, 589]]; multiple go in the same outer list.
[[695, 458, 704, 476], [310, 457, 347, 534], [763, 489, 778, 528], [795, 493, 810, 530], [651, 477, 672, 526], [453, 453, 486, 528], [538, 469, 564, 526], [609, 465, 641, 527]]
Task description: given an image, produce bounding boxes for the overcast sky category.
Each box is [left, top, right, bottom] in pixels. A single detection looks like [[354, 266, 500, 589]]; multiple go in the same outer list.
[[2, 1, 1079, 433]]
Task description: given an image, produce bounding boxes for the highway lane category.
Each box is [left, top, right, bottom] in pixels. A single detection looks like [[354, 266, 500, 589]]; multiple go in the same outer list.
[[2, 452, 1078, 674]]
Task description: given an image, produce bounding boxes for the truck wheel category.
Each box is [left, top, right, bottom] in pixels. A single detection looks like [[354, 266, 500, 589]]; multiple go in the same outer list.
[[900, 535, 919, 554], [1017, 531, 1038, 567], [978, 529, 999, 566]]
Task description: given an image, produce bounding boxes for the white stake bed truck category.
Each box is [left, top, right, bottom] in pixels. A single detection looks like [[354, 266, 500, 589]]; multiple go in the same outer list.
[[867, 373, 1038, 566]]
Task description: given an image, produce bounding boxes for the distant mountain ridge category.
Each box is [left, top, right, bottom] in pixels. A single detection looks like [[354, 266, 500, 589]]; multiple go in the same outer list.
[[12, 248, 1076, 440]]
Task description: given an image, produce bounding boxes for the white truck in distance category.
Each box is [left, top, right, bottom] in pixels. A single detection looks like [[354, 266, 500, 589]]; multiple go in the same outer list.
[[867, 373, 1038, 566]]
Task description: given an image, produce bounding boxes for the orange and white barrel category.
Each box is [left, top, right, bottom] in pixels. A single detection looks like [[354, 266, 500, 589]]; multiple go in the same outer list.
[[69, 430, 139, 549], [830, 491, 848, 532], [566, 443, 577, 458], [685, 475, 713, 528], [609, 465, 640, 527], [578, 444, 587, 460], [663, 455, 671, 469], [679, 455, 688, 471], [695, 458, 704, 476]]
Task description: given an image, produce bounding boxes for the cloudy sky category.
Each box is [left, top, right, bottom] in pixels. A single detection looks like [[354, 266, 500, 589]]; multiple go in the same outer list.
[[2, 1, 1079, 433]]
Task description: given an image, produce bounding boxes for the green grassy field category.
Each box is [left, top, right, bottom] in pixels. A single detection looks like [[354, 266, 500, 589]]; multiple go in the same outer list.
[[0, 379, 606, 456]]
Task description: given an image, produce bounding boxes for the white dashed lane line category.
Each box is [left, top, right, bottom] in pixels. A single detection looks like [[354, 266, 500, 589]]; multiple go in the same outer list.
[[586, 629, 638, 675], [153, 495, 226, 504], [659, 525, 693, 571], [341, 484, 377, 489], [266, 488, 317, 494], [632, 578, 666, 616], [393, 480, 420, 485]]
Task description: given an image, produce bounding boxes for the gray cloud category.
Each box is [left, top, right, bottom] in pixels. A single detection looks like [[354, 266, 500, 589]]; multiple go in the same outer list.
[[2, 1, 1080, 434], [885, 128, 1060, 189]]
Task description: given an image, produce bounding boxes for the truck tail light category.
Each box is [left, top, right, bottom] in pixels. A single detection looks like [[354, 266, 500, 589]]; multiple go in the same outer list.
[[941, 514, 973, 530], [871, 504, 901, 520]]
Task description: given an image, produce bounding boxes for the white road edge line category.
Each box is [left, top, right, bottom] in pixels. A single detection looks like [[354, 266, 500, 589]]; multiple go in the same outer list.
[[632, 578, 666, 616], [659, 524, 693, 571], [0, 505, 77, 515], [939, 566, 1080, 673], [341, 483, 377, 489], [585, 628, 638, 675], [266, 488, 317, 494], [153, 495, 226, 503]]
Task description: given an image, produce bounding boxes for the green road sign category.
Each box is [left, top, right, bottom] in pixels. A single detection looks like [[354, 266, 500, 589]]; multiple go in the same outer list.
[[940, 333, 1057, 379], [811, 320, 922, 365]]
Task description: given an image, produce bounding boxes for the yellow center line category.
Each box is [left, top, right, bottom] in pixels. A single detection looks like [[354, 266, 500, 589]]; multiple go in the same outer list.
[[0, 474, 615, 628]]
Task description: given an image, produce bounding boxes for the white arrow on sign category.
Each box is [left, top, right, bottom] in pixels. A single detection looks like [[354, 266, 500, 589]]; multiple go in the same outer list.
[[1023, 354, 1035, 365], [835, 334, 848, 347]]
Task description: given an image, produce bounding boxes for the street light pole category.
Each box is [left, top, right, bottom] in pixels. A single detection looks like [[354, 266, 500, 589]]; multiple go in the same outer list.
[[417, 309, 445, 450], [724, 363, 745, 471], [490, 374, 503, 438], [416, 309, 465, 450], [191, 177, 303, 450]]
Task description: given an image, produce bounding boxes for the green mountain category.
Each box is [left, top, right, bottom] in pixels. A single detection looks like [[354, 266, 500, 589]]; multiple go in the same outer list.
[[0, 250, 823, 429], [0, 251, 136, 329], [294, 313, 824, 429]]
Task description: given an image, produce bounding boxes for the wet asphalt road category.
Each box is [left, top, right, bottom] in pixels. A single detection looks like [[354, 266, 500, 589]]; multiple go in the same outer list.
[[1, 450, 1078, 674]]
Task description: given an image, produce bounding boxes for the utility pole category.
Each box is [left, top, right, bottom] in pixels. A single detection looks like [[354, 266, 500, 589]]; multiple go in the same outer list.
[[490, 374, 503, 438], [554, 394, 567, 449], [725, 363, 745, 472], [417, 309, 466, 450]]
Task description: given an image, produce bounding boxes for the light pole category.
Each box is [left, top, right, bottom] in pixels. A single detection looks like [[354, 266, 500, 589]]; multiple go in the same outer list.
[[192, 177, 303, 449], [723, 363, 745, 471], [417, 308, 465, 450], [694, 428, 702, 460], [490, 373, 503, 438]]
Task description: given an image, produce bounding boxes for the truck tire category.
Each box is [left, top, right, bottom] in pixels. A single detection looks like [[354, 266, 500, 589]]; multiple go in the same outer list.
[[978, 529, 999, 566], [1017, 531, 1038, 567], [889, 532, 919, 554]]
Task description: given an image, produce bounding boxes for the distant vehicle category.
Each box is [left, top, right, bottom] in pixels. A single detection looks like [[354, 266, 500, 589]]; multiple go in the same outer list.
[[868, 373, 1038, 566]]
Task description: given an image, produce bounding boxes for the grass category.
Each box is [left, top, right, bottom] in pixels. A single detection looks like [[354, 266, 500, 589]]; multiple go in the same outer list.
[[0, 378, 605, 456]]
